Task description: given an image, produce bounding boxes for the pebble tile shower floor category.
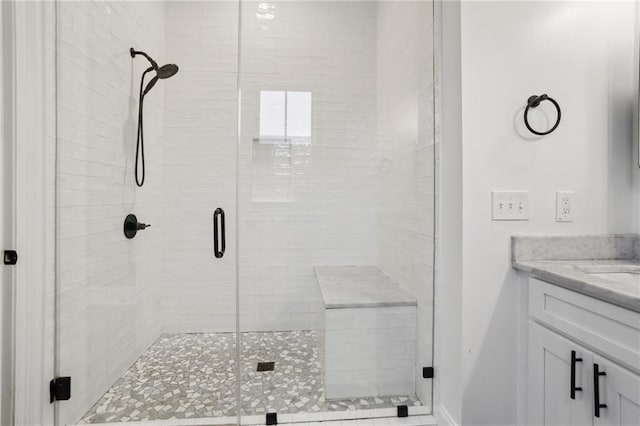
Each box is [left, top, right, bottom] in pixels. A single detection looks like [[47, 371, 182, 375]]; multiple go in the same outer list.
[[80, 331, 421, 423]]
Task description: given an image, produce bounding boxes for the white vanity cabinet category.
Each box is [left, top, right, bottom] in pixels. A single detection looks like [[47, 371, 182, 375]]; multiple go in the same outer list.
[[529, 323, 593, 426], [527, 279, 640, 426], [592, 354, 640, 426]]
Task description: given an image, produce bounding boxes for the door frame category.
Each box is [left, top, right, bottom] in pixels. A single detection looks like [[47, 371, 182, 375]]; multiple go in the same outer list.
[[3, 1, 56, 424], [1, 0, 16, 424]]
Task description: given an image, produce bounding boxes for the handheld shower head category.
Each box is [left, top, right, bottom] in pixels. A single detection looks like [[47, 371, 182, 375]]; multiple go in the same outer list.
[[142, 65, 179, 96], [143, 76, 158, 96], [131, 48, 180, 187], [142, 63, 179, 96], [157, 63, 179, 79]]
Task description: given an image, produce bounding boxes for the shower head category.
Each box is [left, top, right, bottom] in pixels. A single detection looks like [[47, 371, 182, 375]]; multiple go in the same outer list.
[[157, 63, 179, 79], [131, 48, 180, 188], [131, 48, 179, 95], [142, 65, 179, 96], [143, 76, 158, 96]]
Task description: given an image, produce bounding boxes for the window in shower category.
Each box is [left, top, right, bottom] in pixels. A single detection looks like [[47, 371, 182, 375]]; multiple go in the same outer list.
[[252, 90, 312, 202]]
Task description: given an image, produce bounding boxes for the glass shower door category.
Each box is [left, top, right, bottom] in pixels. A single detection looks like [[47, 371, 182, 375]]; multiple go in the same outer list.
[[54, 1, 240, 424], [54, 0, 436, 424], [236, 1, 437, 423]]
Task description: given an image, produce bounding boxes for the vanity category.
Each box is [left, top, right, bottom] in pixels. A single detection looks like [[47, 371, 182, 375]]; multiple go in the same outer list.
[[512, 235, 640, 426]]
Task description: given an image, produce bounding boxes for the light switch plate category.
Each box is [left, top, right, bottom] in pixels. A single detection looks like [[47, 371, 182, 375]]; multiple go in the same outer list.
[[492, 191, 529, 221], [556, 191, 574, 222]]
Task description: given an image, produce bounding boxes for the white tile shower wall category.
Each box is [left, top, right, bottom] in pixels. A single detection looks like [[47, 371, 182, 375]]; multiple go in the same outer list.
[[56, 2, 165, 423], [323, 306, 417, 399], [376, 1, 436, 407], [238, 1, 379, 331], [162, 1, 239, 333]]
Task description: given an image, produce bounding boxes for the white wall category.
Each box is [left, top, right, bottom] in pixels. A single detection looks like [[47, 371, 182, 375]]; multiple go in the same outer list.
[[437, 1, 638, 424], [633, 2, 640, 234], [435, 0, 463, 423], [376, 0, 436, 408], [56, 2, 166, 423]]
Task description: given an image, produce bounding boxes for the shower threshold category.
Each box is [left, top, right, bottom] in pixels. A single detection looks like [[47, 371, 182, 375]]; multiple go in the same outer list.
[[80, 331, 422, 424], [79, 408, 434, 426]]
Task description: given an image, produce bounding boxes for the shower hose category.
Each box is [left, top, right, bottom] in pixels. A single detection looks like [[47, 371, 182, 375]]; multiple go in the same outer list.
[[135, 68, 153, 187]]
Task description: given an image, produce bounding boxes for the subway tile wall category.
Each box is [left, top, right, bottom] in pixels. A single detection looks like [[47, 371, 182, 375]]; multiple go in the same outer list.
[[56, 2, 166, 423], [376, 1, 436, 408]]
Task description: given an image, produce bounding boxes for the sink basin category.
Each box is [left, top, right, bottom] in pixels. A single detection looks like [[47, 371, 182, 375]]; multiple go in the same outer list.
[[587, 272, 640, 286]]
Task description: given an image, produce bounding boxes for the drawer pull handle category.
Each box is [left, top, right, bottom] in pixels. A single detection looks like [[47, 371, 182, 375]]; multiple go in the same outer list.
[[593, 363, 607, 417], [570, 350, 583, 400]]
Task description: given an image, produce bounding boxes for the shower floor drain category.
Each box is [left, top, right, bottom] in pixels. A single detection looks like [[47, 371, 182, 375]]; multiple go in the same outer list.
[[257, 361, 275, 372]]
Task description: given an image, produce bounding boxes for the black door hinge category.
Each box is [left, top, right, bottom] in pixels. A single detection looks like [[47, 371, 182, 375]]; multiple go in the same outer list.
[[423, 366, 434, 378], [3, 250, 17, 265], [397, 405, 409, 417], [266, 412, 277, 425], [50, 377, 71, 403]]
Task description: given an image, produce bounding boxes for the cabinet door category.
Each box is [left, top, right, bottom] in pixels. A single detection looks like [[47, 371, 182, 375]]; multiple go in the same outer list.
[[592, 355, 640, 426], [529, 322, 594, 426]]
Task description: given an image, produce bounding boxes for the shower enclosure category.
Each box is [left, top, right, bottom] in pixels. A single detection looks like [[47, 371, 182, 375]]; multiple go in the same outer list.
[[54, 1, 438, 424]]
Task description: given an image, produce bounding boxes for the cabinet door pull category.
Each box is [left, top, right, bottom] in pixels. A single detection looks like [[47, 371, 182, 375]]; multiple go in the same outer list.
[[593, 363, 607, 417], [570, 350, 583, 399]]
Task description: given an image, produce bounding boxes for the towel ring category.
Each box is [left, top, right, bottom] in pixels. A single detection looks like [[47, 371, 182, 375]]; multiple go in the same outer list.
[[524, 94, 561, 136]]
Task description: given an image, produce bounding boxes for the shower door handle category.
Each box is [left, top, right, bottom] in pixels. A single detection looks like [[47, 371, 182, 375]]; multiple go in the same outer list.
[[213, 208, 225, 258]]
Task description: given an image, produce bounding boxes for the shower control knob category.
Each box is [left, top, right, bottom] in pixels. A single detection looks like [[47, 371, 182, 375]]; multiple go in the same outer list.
[[124, 214, 151, 239]]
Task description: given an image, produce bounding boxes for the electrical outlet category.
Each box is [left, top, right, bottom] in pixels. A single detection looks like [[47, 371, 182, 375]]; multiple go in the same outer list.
[[556, 191, 574, 222], [492, 191, 529, 221]]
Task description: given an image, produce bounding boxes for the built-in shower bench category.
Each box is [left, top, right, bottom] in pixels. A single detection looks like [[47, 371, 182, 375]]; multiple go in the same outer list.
[[314, 266, 417, 400]]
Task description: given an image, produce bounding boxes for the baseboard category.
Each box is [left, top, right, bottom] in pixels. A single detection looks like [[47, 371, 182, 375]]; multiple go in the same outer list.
[[434, 404, 459, 426]]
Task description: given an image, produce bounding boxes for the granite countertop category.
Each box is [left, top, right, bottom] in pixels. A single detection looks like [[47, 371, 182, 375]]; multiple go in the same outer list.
[[314, 266, 417, 309], [512, 235, 640, 313]]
